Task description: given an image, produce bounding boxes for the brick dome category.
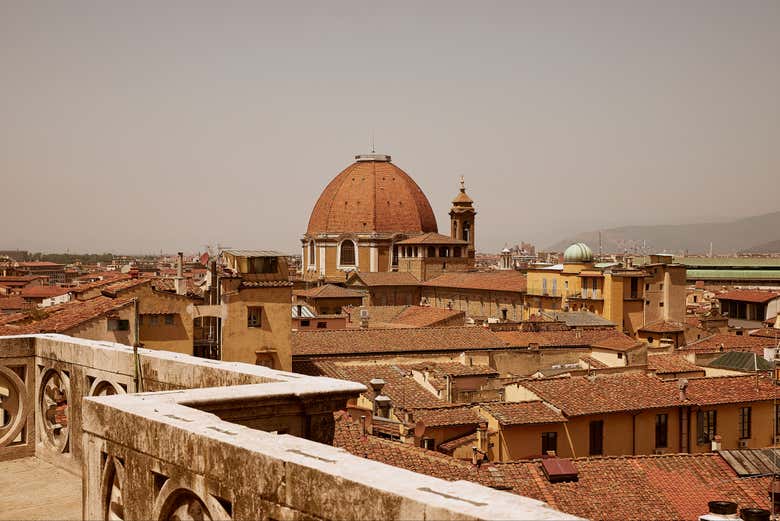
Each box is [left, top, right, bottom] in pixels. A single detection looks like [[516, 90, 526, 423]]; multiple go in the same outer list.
[[306, 154, 438, 235]]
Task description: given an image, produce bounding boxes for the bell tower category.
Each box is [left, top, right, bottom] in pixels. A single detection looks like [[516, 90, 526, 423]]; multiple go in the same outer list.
[[450, 176, 476, 260]]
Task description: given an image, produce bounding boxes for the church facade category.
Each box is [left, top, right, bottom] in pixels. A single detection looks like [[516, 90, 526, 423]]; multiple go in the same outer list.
[[302, 153, 476, 282]]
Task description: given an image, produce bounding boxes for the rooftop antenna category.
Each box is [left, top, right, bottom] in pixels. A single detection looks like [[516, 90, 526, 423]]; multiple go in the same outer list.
[[370, 130, 375, 153], [599, 231, 603, 261]]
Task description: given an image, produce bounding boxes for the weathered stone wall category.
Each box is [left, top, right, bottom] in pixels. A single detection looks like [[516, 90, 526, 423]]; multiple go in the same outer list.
[[82, 385, 579, 521]]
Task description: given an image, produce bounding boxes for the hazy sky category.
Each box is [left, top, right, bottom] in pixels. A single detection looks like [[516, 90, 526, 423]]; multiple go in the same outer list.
[[2, 1, 778, 255]]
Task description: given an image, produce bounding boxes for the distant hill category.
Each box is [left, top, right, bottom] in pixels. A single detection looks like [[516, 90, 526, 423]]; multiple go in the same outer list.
[[548, 211, 780, 255], [740, 238, 780, 254]]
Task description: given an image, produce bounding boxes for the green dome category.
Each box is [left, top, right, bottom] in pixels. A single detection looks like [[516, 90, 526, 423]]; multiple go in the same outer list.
[[563, 242, 593, 263]]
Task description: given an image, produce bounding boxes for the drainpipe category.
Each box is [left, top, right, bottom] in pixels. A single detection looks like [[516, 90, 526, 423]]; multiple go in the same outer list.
[[563, 420, 577, 458], [132, 297, 143, 392]]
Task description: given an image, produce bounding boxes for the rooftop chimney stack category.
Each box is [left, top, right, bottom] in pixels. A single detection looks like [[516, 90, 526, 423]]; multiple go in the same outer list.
[[359, 308, 370, 329], [174, 252, 186, 295], [678, 378, 689, 401], [698, 500, 738, 520]]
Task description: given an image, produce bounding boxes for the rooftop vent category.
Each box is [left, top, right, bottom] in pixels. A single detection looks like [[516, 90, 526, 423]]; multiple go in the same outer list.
[[699, 501, 738, 520], [740, 508, 770, 521], [541, 458, 578, 483], [369, 378, 385, 394], [355, 153, 391, 162]]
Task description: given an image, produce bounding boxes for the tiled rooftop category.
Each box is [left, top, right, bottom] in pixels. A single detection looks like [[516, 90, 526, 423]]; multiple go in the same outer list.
[[682, 333, 777, 353], [19, 286, 71, 298], [716, 289, 780, 304], [494, 329, 640, 352], [391, 306, 465, 327], [481, 401, 566, 426], [310, 361, 446, 409], [423, 272, 527, 293], [335, 411, 768, 521], [646, 354, 703, 374], [0, 296, 134, 335], [638, 320, 686, 333], [292, 326, 506, 357], [348, 272, 421, 286], [410, 405, 483, 427], [498, 454, 770, 521], [295, 284, 364, 299]]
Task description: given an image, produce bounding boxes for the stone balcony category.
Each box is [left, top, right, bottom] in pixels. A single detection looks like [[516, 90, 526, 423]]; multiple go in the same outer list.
[[0, 334, 579, 521]]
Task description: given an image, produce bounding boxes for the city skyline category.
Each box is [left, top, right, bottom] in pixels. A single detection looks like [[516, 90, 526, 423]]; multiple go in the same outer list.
[[2, 1, 778, 254]]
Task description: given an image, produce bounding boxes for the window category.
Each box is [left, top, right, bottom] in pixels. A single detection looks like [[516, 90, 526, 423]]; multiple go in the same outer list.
[[659, 302, 664, 307], [541, 432, 557, 455], [589, 420, 604, 456], [339, 241, 356, 266], [427, 246, 436, 257], [693, 295, 698, 303], [501, 309, 508, 321], [316, 321, 327, 329], [462, 222, 470, 242], [617, 352, 623, 359], [247, 307, 262, 328], [150, 315, 159, 326], [697, 410, 717, 444], [645, 283, 649, 291], [300, 319, 310, 327], [422, 438, 435, 450], [659, 283, 664, 290], [392, 245, 399, 267], [439, 247, 449, 258], [648, 336, 654, 344], [164, 314, 174, 325], [775, 405, 780, 437], [740, 407, 752, 439], [108, 318, 130, 331], [308, 241, 315, 266], [248, 256, 278, 274], [655, 414, 668, 448]]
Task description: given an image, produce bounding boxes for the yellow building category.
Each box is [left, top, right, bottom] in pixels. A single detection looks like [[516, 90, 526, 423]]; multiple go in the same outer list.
[[526, 244, 685, 335], [302, 153, 475, 282]]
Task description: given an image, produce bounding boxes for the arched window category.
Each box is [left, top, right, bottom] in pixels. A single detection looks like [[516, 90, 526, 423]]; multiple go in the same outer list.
[[339, 240, 356, 266], [462, 222, 471, 242], [308, 241, 315, 266]]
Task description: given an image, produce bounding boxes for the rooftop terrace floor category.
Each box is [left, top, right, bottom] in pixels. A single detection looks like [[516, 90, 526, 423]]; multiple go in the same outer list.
[[0, 457, 81, 521]]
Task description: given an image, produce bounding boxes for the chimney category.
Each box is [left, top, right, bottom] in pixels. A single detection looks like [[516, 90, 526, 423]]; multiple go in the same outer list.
[[698, 501, 738, 521], [359, 308, 369, 329], [209, 259, 218, 305], [678, 378, 689, 401], [739, 508, 770, 521], [374, 395, 392, 418], [711, 434, 722, 452], [476, 421, 489, 455], [174, 252, 186, 296]]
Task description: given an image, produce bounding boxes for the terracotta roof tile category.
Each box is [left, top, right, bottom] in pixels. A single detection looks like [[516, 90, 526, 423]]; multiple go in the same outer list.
[[306, 160, 438, 235], [240, 280, 294, 288], [0, 296, 28, 311], [391, 306, 465, 327], [347, 272, 421, 286], [309, 361, 446, 409], [395, 233, 467, 245], [646, 354, 703, 374], [520, 374, 683, 416], [0, 296, 134, 335], [498, 454, 770, 521], [481, 401, 566, 426], [410, 361, 498, 377], [716, 289, 780, 304], [335, 412, 771, 520], [295, 284, 364, 299], [19, 286, 71, 298], [682, 333, 777, 353], [638, 320, 686, 333], [333, 412, 506, 489], [292, 326, 506, 357], [495, 329, 641, 352], [410, 405, 483, 427], [423, 272, 527, 292], [684, 375, 780, 406]]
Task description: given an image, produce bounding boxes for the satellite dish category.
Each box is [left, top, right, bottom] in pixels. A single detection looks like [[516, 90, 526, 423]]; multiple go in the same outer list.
[[414, 420, 426, 438]]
